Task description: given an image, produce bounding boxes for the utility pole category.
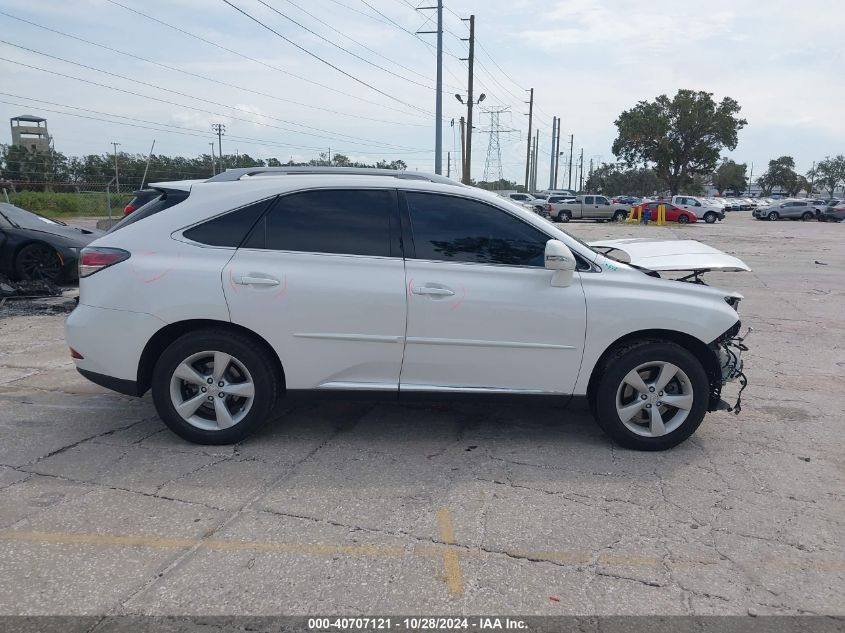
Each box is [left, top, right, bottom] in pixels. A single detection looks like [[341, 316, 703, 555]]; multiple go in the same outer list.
[[578, 148, 584, 192], [527, 135, 534, 194], [460, 14, 475, 184], [567, 134, 574, 189], [110, 142, 120, 194], [808, 160, 816, 196], [417, 1, 444, 174], [212, 123, 225, 172], [554, 121, 561, 189], [534, 130, 540, 193], [748, 162, 753, 196], [524, 88, 534, 191], [548, 117, 557, 189], [588, 158, 593, 192], [140, 140, 155, 189], [209, 142, 216, 176], [459, 116, 466, 183], [447, 151, 451, 178]]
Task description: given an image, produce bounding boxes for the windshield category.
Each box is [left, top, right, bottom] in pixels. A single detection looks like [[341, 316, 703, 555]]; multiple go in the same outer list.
[[0, 203, 64, 230]]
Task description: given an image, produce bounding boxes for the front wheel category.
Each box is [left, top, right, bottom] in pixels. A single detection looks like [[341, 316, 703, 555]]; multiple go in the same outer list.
[[704, 211, 717, 224], [151, 329, 280, 444], [767, 211, 779, 221], [15, 243, 62, 282], [557, 211, 572, 223], [593, 340, 709, 450], [677, 214, 690, 224]]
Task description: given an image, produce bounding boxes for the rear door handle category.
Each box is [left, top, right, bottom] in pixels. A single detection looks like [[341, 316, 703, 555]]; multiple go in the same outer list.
[[412, 286, 454, 297], [237, 275, 280, 286]]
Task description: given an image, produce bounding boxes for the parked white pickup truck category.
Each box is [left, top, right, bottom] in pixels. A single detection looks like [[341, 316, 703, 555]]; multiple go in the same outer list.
[[548, 195, 630, 223]]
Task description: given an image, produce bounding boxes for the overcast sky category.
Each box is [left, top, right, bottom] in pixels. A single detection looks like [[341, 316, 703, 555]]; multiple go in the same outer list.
[[1, 0, 843, 185]]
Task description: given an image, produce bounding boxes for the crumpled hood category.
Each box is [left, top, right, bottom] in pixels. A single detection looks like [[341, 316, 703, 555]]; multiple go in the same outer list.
[[588, 238, 751, 272]]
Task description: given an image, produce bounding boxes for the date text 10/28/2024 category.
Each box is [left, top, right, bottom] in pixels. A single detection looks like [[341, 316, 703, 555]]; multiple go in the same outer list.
[[307, 617, 528, 630]]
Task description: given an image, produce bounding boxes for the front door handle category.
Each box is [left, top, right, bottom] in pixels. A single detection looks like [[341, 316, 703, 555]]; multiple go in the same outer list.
[[412, 286, 454, 297], [237, 275, 280, 286]]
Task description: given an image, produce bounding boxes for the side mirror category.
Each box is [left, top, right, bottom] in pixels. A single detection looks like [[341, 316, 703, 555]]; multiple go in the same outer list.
[[545, 239, 577, 287]]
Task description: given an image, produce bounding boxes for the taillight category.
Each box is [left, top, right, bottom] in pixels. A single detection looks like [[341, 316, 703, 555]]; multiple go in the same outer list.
[[123, 204, 136, 215], [79, 247, 131, 278], [70, 348, 84, 359]]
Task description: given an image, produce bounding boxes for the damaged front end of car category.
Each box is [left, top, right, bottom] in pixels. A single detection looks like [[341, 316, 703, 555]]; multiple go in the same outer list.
[[708, 320, 750, 414]]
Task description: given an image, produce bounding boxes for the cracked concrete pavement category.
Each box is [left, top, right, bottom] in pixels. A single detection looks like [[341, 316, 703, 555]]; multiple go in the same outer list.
[[0, 212, 842, 616]]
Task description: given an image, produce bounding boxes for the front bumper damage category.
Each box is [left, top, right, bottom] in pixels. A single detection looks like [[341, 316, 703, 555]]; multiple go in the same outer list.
[[708, 322, 750, 414]]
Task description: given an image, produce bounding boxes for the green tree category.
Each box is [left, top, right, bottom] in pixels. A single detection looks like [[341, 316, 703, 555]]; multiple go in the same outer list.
[[611, 89, 747, 195], [584, 164, 662, 197], [757, 156, 800, 196], [712, 159, 748, 195], [813, 155, 845, 197]]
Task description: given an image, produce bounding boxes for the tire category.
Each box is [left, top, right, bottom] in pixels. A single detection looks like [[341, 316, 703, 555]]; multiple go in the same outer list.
[[704, 212, 717, 224], [677, 214, 690, 224], [613, 210, 627, 222], [801, 211, 814, 221], [151, 328, 280, 444], [557, 211, 572, 223], [767, 211, 779, 221], [14, 242, 62, 282], [592, 340, 709, 451]]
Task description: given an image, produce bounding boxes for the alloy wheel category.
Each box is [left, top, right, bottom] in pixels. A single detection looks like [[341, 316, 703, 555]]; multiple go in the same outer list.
[[615, 361, 694, 437], [169, 350, 255, 431], [17, 244, 61, 281]]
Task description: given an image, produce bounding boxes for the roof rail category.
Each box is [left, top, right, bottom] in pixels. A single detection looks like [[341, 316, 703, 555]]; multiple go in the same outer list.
[[204, 166, 462, 186]]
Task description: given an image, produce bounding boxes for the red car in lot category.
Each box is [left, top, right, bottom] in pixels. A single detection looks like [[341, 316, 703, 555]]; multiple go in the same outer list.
[[641, 201, 698, 224]]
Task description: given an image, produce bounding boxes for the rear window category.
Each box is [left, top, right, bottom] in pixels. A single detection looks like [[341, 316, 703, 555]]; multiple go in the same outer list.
[[108, 190, 189, 233], [183, 198, 272, 247]]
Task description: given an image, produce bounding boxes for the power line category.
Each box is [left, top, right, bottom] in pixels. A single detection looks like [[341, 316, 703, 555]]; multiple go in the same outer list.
[[103, 0, 427, 120], [277, 0, 435, 84], [220, 0, 438, 118], [0, 94, 434, 156], [0, 42, 427, 152], [0, 9, 428, 130], [254, 0, 434, 91]]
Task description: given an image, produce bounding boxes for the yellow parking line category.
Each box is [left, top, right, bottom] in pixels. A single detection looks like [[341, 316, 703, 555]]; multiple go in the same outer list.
[[435, 509, 464, 594]]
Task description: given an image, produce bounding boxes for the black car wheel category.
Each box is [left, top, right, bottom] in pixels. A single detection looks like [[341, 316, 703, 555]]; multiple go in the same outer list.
[[801, 211, 814, 221], [767, 211, 779, 221], [703, 211, 717, 224], [14, 243, 62, 282], [677, 214, 690, 224]]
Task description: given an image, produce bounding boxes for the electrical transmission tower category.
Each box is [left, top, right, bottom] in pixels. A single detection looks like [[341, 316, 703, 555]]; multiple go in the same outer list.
[[480, 107, 517, 183]]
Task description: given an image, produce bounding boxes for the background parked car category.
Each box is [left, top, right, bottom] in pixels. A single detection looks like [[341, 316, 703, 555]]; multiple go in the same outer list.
[[753, 199, 817, 221], [123, 189, 161, 216], [641, 201, 698, 224], [671, 196, 725, 223], [505, 192, 547, 215], [817, 201, 845, 222], [0, 203, 103, 282]]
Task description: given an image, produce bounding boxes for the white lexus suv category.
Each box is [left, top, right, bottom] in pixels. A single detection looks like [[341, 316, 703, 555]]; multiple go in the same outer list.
[[65, 167, 748, 450]]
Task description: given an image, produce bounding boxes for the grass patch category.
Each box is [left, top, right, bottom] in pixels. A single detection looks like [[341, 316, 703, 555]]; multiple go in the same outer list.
[[3, 191, 132, 219]]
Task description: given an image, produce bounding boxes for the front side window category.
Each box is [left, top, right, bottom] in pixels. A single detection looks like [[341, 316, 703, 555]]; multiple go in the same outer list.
[[244, 189, 394, 257], [595, 196, 609, 205], [405, 192, 548, 267]]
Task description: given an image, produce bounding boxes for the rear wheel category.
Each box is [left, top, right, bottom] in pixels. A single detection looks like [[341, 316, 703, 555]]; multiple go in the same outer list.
[[557, 210, 572, 223], [14, 243, 62, 282], [151, 329, 280, 444], [677, 214, 690, 224], [593, 340, 709, 450], [801, 211, 814, 221], [767, 210, 779, 221], [703, 211, 717, 224]]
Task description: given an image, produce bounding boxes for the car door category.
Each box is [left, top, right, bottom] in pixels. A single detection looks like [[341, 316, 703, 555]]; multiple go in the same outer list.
[[222, 188, 407, 392], [593, 196, 613, 219], [399, 191, 587, 394], [581, 195, 595, 218]]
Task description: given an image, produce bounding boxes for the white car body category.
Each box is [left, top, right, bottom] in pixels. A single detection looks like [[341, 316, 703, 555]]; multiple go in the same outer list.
[[65, 168, 748, 449]]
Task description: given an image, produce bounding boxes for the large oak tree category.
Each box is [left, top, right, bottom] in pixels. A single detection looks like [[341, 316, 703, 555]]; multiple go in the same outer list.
[[612, 90, 747, 195]]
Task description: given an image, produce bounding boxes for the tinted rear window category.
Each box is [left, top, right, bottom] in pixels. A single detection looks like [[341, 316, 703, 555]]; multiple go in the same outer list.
[[183, 198, 272, 247]]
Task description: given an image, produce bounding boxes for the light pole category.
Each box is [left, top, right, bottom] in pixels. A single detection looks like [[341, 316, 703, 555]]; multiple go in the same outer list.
[[110, 141, 120, 195], [455, 92, 485, 184]]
